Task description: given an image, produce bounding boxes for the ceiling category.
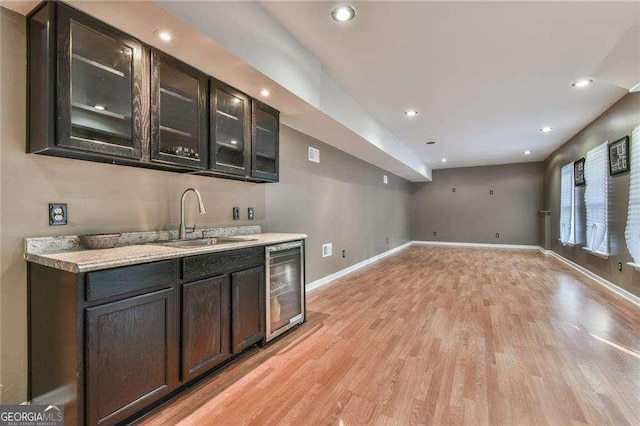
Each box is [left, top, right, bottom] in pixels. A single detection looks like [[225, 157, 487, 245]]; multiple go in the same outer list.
[[4, 0, 637, 177], [259, 1, 640, 170]]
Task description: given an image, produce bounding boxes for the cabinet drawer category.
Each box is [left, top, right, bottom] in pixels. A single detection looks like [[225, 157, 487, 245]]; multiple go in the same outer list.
[[182, 247, 263, 281], [86, 260, 178, 302]]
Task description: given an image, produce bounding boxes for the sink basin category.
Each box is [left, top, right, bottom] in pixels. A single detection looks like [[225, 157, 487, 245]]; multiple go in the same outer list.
[[153, 236, 258, 249]]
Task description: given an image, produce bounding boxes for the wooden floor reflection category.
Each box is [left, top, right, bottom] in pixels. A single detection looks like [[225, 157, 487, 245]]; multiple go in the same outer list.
[[139, 247, 640, 425]]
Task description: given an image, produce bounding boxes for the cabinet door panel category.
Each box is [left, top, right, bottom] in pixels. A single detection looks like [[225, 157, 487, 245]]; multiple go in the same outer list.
[[85, 288, 176, 425], [151, 51, 208, 169], [182, 275, 230, 381], [251, 100, 279, 182], [232, 266, 264, 353], [57, 4, 147, 159], [210, 79, 251, 176]]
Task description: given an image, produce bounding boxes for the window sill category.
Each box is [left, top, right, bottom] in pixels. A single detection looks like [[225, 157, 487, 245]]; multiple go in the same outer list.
[[627, 262, 640, 272], [558, 239, 576, 247], [582, 247, 610, 259]]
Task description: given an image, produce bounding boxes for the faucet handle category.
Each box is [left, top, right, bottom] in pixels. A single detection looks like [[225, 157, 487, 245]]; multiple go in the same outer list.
[[185, 224, 196, 234]]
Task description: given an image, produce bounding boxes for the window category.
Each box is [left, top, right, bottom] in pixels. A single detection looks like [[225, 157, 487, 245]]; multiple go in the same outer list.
[[625, 124, 640, 264], [584, 142, 609, 256], [560, 162, 575, 245]]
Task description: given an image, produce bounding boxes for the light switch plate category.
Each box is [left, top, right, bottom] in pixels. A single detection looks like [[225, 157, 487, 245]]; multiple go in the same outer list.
[[383, 175, 388, 184], [322, 243, 332, 257]]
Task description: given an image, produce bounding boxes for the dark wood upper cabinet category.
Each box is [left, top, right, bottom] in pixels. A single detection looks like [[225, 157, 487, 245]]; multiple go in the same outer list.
[[251, 100, 280, 182], [231, 266, 265, 353], [210, 79, 251, 176], [28, 1, 280, 182], [181, 275, 231, 382], [85, 288, 177, 425], [151, 51, 208, 169], [29, 2, 149, 160]]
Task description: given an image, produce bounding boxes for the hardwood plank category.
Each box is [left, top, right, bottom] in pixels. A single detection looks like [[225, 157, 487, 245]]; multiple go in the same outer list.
[[138, 247, 640, 425]]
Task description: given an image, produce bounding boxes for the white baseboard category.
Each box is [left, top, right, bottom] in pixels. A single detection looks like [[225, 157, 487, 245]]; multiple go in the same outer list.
[[412, 240, 541, 251], [306, 241, 412, 292], [542, 249, 640, 308]]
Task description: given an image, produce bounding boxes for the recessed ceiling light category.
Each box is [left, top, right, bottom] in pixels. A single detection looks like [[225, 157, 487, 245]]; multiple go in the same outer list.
[[441, 158, 447, 163], [260, 89, 270, 97], [405, 110, 418, 117], [426, 141, 436, 145], [572, 79, 593, 88], [94, 105, 106, 110], [541, 126, 552, 133], [524, 150, 532, 155], [331, 5, 356, 23], [156, 30, 172, 42]]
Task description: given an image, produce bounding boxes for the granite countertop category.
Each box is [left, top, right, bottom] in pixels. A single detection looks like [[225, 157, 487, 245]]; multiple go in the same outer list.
[[25, 227, 307, 273]]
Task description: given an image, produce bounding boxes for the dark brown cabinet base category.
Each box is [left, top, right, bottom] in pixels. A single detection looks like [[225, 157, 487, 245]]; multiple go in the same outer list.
[[181, 275, 230, 382], [231, 266, 265, 353], [26, 242, 303, 425], [85, 289, 177, 425]]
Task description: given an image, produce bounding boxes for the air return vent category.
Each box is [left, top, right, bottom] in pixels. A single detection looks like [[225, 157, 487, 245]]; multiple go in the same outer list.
[[308, 146, 320, 163]]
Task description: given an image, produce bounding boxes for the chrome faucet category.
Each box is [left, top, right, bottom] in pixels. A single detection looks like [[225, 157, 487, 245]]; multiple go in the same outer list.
[[179, 188, 207, 240]]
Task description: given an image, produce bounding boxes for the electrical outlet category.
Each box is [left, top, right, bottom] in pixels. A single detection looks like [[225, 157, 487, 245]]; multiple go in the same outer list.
[[342, 250, 346, 258], [232, 207, 240, 220], [495, 233, 500, 238], [433, 231, 437, 237], [49, 203, 67, 226], [248, 207, 254, 220], [618, 262, 623, 271], [386, 237, 389, 244], [452, 188, 456, 193], [322, 243, 332, 257], [489, 190, 494, 195]]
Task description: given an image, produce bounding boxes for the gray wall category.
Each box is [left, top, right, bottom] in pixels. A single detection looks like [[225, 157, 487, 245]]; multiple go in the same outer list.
[[543, 92, 640, 298], [0, 7, 412, 403], [412, 163, 543, 245], [265, 126, 412, 282]]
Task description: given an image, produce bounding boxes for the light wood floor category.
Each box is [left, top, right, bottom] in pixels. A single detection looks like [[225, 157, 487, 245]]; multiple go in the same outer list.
[[139, 247, 640, 425]]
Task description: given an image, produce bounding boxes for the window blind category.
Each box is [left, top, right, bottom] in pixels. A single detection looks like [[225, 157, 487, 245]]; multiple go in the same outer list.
[[560, 162, 575, 245], [625, 124, 640, 263], [584, 142, 609, 254]]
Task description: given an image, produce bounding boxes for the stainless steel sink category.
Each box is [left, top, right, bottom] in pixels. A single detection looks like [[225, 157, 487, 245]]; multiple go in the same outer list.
[[153, 236, 258, 249]]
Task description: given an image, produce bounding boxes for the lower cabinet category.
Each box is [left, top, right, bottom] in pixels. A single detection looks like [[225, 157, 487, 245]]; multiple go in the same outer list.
[[85, 288, 177, 425], [181, 275, 230, 382], [29, 246, 280, 426], [231, 266, 265, 353]]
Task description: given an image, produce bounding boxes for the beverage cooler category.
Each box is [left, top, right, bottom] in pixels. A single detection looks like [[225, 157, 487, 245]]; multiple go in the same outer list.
[[265, 241, 305, 342]]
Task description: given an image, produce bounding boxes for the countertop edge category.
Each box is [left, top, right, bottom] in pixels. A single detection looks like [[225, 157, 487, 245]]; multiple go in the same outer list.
[[25, 233, 308, 273]]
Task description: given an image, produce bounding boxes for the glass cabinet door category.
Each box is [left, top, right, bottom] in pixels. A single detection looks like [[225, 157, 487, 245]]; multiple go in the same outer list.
[[267, 247, 303, 335], [151, 51, 208, 169], [251, 101, 279, 181], [210, 80, 250, 176], [57, 5, 145, 159]]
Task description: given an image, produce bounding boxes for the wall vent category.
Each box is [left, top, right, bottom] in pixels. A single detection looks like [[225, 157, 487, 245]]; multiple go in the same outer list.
[[322, 243, 332, 257], [308, 146, 320, 163]]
